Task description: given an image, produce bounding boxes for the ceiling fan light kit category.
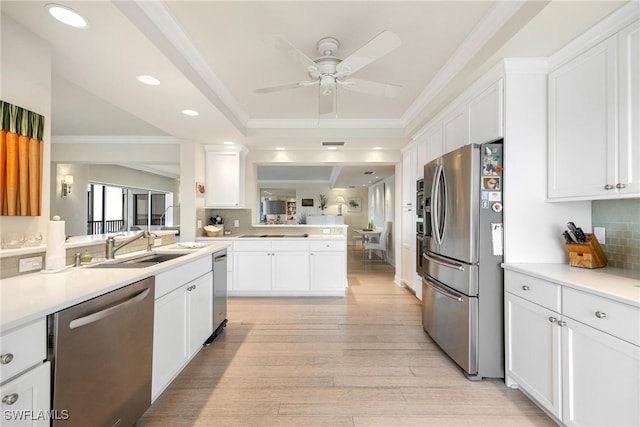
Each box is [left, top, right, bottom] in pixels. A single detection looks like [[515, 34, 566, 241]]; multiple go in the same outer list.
[[255, 30, 402, 116]]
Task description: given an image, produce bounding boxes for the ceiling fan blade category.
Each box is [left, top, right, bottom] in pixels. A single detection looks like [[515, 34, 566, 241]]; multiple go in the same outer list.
[[254, 80, 318, 94], [265, 35, 320, 78], [319, 86, 336, 116], [336, 30, 401, 77], [337, 78, 401, 98]]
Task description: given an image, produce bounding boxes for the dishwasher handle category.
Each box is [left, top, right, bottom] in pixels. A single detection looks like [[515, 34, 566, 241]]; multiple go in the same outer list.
[[69, 288, 151, 329]]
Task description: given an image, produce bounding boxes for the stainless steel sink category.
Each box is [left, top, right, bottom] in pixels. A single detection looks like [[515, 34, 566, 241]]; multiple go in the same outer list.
[[87, 252, 187, 268]]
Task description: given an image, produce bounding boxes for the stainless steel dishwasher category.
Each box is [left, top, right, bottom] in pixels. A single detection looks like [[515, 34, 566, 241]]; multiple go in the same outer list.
[[205, 250, 228, 344], [48, 276, 155, 427]]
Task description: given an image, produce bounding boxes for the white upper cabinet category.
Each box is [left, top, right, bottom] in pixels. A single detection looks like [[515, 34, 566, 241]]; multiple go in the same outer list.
[[204, 145, 247, 208], [443, 107, 468, 153], [425, 123, 444, 164], [468, 79, 504, 145], [415, 135, 428, 178], [548, 20, 640, 200], [401, 145, 416, 207]]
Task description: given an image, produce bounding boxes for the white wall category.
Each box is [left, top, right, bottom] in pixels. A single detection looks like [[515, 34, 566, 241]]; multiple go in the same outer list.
[[368, 175, 396, 264], [0, 15, 52, 237]]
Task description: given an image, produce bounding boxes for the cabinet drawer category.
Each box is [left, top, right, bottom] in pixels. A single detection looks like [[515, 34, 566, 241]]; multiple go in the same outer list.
[[155, 257, 212, 299], [271, 240, 309, 251], [504, 271, 561, 312], [563, 287, 640, 346], [0, 318, 46, 383], [309, 240, 345, 252], [233, 240, 272, 251]]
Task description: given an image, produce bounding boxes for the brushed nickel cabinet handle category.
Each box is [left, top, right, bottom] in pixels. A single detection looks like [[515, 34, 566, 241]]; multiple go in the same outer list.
[[522, 285, 530, 291], [557, 320, 567, 327], [616, 183, 626, 189], [595, 311, 607, 319], [2, 393, 19, 405], [604, 184, 614, 190], [0, 353, 14, 365], [548, 317, 557, 323]]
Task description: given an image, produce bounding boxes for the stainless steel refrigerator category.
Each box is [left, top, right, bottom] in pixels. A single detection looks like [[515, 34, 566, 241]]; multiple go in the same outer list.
[[422, 140, 504, 380]]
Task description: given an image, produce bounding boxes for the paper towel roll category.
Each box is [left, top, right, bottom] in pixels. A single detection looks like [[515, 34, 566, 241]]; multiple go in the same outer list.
[[46, 216, 66, 271]]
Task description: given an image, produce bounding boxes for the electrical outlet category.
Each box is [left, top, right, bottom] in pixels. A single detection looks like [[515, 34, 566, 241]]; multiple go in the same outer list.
[[234, 219, 239, 227], [154, 238, 162, 247], [197, 220, 202, 228], [322, 228, 330, 234], [593, 227, 606, 244], [19, 256, 43, 273]]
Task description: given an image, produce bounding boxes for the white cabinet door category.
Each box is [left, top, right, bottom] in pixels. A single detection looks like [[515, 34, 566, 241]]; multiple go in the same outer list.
[[562, 318, 640, 427], [272, 251, 309, 292], [187, 273, 213, 356], [402, 146, 416, 206], [0, 361, 50, 427], [416, 136, 428, 178], [204, 149, 244, 208], [310, 252, 345, 292], [468, 79, 504, 145], [426, 123, 444, 164], [152, 285, 188, 400], [505, 293, 561, 419], [548, 37, 617, 199], [443, 107, 468, 154], [234, 252, 271, 291], [618, 20, 640, 196]]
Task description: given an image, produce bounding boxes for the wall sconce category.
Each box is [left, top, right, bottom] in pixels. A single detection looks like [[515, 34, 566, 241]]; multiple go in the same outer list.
[[62, 175, 74, 197], [335, 195, 346, 216]]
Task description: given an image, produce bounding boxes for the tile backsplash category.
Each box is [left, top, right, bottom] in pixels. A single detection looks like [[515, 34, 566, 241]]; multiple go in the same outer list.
[[592, 199, 640, 272]]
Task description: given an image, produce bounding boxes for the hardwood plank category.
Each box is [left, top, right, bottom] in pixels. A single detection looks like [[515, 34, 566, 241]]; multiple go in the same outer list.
[[138, 250, 555, 426]]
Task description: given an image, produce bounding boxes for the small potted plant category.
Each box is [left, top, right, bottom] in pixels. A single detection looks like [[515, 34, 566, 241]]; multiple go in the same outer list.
[[318, 194, 328, 214]]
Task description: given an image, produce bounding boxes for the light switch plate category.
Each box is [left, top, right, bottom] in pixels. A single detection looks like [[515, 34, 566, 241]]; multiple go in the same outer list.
[[234, 219, 239, 227], [197, 220, 202, 228], [593, 227, 606, 244], [19, 256, 43, 273]]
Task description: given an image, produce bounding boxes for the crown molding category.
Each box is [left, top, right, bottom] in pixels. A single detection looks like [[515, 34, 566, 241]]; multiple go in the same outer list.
[[52, 136, 180, 144], [246, 118, 404, 130]]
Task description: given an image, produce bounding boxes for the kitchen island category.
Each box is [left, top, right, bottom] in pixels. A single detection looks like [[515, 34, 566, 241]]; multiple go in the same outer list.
[[198, 233, 347, 296]]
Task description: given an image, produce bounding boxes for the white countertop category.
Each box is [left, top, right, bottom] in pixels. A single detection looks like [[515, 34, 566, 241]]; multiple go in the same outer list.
[[0, 243, 229, 332], [198, 233, 346, 241], [502, 263, 640, 307]]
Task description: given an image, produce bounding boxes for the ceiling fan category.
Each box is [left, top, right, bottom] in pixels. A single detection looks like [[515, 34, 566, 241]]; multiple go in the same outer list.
[[254, 30, 402, 116]]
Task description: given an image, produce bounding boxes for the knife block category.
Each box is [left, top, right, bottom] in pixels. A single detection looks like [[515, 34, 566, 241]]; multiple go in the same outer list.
[[565, 233, 607, 269]]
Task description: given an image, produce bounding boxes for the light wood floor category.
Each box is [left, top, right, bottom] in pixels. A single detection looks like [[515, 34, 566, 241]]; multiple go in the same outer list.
[[138, 246, 556, 427]]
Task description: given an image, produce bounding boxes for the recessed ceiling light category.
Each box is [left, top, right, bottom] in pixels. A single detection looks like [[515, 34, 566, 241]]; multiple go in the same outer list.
[[182, 109, 199, 116], [372, 147, 382, 150], [223, 141, 235, 145], [47, 4, 88, 28], [327, 146, 337, 151], [137, 75, 160, 86]]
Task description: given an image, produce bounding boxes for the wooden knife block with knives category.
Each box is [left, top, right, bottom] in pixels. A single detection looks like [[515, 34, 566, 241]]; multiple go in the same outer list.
[[565, 233, 607, 269]]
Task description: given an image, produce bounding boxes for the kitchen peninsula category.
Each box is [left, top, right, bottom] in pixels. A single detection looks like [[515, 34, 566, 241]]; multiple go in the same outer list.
[[199, 230, 347, 297]]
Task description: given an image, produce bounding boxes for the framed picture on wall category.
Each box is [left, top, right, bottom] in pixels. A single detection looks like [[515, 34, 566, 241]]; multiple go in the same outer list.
[[347, 197, 361, 212], [301, 198, 314, 207]]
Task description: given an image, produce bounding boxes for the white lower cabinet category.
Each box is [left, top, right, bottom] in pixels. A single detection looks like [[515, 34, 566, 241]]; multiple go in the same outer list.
[[152, 267, 213, 401], [505, 270, 640, 427], [232, 239, 345, 295], [0, 318, 50, 427]]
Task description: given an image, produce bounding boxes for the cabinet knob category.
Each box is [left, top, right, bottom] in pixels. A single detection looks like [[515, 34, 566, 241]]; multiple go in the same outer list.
[[557, 320, 567, 327], [2, 393, 19, 405], [616, 183, 626, 189], [604, 184, 614, 190], [522, 285, 530, 291], [548, 317, 557, 323], [0, 353, 14, 365], [595, 311, 607, 319]]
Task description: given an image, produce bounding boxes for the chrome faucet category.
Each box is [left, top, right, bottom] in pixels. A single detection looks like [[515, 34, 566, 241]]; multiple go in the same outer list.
[[105, 231, 152, 259]]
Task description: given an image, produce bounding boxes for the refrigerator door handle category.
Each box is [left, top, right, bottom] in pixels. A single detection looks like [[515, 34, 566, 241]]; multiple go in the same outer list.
[[423, 275, 463, 302], [423, 252, 464, 271], [432, 164, 447, 245]]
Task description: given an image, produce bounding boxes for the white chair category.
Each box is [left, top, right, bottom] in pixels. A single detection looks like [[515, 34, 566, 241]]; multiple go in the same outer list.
[[352, 234, 363, 249], [363, 222, 389, 263]]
